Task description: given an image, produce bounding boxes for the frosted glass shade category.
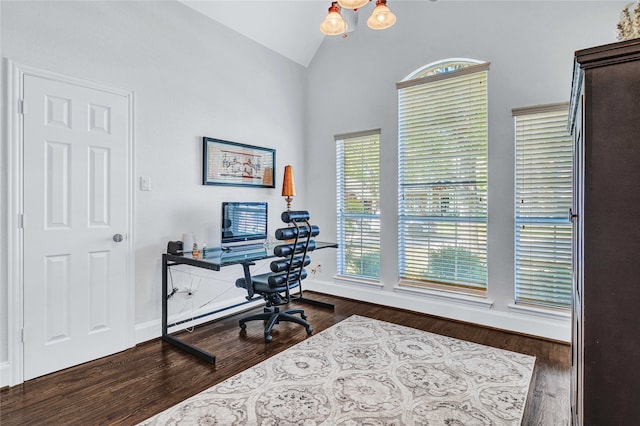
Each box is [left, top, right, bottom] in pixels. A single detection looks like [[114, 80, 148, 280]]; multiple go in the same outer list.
[[320, 7, 348, 35], [337, 0, 369, 9], [367, 1, 396, 30]]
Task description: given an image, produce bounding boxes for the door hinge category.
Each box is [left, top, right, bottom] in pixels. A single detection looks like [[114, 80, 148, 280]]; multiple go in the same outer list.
[[18, 214, 25, 229], [18, 99, 24, 115], [21, 328, 25, 343]]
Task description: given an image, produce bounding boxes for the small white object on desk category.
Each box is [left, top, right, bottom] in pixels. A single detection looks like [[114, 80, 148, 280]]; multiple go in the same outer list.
[[182, 233, 195, 254]]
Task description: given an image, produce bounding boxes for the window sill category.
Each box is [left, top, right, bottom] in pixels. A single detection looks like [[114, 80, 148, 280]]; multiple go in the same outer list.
[[507, 303, 571, 321], [333, 274, 383, 289], [394, 282, 493, 309]]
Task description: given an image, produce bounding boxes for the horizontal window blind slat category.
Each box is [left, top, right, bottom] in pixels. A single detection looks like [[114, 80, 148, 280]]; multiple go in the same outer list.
[[512, 102, 570, 117]]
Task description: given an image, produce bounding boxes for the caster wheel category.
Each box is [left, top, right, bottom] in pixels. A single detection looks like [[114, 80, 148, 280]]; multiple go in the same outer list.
[[301, 313, 308, 320], [265, 334, 273, 343], [306, 327, 313, 336], [239, 322, 246, 330]]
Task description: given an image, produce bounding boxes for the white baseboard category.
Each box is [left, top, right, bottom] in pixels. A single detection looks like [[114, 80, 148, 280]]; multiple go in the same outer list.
[[306, 279, 571, 342], [0, 362, 10, 388], [134, 319, 161, 344]]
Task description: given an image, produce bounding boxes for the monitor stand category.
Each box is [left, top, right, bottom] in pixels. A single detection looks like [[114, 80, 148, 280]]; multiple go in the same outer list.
[[221, 241, 266, 252]]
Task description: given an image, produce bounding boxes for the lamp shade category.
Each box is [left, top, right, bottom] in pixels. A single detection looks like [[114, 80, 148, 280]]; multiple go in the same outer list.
[[367, 0, 396, 30], [338, 0, 369, 9], [320, 2, 348, 35], [282, 165, 296, 197]]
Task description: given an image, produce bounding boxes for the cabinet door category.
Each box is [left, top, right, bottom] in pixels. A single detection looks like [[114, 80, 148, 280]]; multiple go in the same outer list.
[[570, 93, 584, 426]]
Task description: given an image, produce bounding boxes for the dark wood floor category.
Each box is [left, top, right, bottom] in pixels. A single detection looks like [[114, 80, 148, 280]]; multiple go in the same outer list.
[[0, 292, 570, 425]]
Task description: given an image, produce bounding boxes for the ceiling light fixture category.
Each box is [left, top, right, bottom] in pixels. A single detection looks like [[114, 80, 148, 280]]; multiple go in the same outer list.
[[338, 0, 369, 9], [320, 0, 396, 36], [320, 2, 348, 36], [367, 0, 397, 30]]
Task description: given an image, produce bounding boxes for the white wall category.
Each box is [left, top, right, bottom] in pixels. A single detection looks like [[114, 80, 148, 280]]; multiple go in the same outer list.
[[0, 0, 307, 383], [304, 1, 626, 340], [0, 0, 629, 386]]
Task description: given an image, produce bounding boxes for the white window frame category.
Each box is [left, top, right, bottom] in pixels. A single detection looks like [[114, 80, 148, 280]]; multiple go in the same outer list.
[[397, 59, 489, 293], [513, 102, 573, 309], [336, 130, 381, 281]]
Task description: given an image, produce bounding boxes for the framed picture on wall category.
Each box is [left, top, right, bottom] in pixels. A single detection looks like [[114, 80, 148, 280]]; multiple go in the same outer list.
[[203, 137, 276, 188]]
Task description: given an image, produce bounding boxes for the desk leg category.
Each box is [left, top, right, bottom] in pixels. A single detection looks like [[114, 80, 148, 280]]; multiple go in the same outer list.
[[294, 283, 334, 309], [162, 335, 216, 364], [294, 296, 335, 310], [162, 254, 216, 364], [162, 254, 168, 336]]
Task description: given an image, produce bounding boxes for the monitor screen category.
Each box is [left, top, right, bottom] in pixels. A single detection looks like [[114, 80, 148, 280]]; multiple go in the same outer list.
[[221, 202, 268, 246]]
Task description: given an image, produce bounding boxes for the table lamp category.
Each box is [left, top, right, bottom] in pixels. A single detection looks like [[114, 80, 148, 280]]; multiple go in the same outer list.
[[282, 165, 296, 212]]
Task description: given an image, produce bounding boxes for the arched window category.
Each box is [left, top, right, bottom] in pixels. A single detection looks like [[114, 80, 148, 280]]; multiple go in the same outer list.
[[404, 58, 484, 80], [396, 59, 489, 292]]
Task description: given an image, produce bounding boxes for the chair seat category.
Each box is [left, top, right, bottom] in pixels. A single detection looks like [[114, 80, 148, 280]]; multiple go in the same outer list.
[[236, 273, 300, 294]]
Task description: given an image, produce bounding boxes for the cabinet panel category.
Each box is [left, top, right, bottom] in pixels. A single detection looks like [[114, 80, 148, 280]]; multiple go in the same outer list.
[[570, 38, 640, 426]]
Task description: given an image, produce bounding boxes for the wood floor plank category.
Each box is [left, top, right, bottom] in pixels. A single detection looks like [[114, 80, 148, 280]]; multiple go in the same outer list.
[[0, 292, 570, 425]]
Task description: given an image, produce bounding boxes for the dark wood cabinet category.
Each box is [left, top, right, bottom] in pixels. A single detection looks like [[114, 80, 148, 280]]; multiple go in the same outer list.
[[569, 38, 640, 425]]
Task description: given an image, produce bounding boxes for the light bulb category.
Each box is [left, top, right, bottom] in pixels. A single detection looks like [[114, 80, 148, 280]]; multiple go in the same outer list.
[[367, 0, 396, 30]]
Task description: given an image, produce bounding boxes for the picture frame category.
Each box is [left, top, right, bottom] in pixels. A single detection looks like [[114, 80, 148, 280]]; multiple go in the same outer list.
[[203, 137, 276, 188]]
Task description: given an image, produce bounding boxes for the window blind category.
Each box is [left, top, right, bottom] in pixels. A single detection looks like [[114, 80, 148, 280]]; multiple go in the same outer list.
[[514, 104, 572, 308], [336, 131, 381, 280], [397, 65, 488, 290]]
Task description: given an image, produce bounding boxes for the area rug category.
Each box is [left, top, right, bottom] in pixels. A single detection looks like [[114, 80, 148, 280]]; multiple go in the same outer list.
[[139, 315, 535, 425]]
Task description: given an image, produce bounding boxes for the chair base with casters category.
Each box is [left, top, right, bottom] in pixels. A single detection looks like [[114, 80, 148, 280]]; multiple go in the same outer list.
[[235, 210, 319, 343], [236, 274, 313, 343]]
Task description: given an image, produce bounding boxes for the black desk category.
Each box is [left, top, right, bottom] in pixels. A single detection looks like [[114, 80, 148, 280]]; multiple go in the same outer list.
[[162, 242, 337, 363]]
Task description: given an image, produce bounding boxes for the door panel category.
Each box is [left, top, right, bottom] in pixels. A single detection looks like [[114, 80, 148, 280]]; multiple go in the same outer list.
[[23, 75, 130, 380]]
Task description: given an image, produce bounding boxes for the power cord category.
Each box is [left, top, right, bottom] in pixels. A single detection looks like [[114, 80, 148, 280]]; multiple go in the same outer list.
[[167, 287, 178, 300], [167, 268, 178, 299]]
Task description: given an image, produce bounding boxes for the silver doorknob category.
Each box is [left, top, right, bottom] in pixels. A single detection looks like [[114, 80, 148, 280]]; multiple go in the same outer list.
[[113, 234, 124, 242]]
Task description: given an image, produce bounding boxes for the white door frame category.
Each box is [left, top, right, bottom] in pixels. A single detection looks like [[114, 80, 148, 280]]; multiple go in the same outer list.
[[5, 60, 136, 386]]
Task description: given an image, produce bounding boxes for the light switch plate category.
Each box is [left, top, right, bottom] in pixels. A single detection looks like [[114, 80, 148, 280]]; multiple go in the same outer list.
[[140, 176, 151, 191]]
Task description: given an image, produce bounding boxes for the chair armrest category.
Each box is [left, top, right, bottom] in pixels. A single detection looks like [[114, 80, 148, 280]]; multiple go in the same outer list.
[[239, 261, 255, 299]]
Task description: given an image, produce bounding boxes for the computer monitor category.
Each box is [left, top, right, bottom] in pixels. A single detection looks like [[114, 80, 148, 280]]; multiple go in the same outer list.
[[221, 202, 268, 249]]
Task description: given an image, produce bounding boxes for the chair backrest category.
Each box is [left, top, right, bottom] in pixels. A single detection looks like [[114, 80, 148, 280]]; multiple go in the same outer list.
[[268, 211, 319, 293]]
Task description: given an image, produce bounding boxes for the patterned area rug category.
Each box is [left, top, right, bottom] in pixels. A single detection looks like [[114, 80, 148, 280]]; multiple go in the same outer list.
[[139, 315, 535, 425]]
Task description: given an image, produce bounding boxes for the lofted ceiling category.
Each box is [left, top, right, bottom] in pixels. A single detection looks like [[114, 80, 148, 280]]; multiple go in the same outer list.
[[180, 0, 446, 67], [180, 1, 573, 67], [180, 1, 332, 67]]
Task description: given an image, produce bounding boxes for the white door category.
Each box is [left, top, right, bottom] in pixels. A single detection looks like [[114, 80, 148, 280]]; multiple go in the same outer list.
[[22, 74, 131, 380]]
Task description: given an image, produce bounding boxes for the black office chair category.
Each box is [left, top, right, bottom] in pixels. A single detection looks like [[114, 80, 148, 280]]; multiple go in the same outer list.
[[235, 211, 319, 343]]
